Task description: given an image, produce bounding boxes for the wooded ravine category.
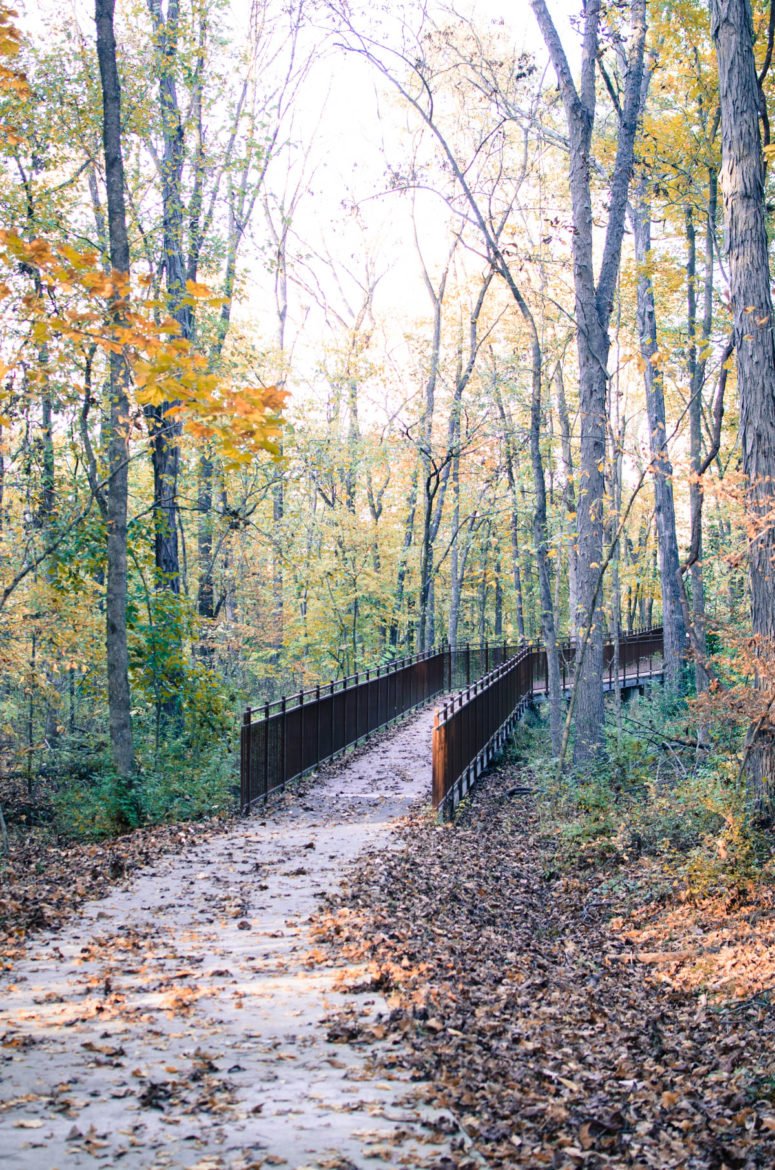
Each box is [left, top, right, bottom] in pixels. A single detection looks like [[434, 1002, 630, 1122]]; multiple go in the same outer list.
[[1, 0, 775, 1166]]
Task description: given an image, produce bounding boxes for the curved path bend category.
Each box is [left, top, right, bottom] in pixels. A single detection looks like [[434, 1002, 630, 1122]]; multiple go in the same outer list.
[[0, 706, 454, 1170]]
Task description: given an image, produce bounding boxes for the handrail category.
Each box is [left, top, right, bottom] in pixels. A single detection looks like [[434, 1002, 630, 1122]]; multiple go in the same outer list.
[[431, 627, 664, 817]]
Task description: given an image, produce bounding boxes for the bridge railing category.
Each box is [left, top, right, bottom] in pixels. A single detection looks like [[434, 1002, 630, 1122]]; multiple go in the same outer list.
[[431, 627, 664, 817], [240, 641, 521, 813]]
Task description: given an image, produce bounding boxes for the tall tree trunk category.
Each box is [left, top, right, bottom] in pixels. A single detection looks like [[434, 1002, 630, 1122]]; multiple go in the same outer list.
[[146, 0, 187, 724], [630, 187, 687, 689], [391, 464, 418, 651], [272, 473, 284, 669], [525, 327, 563, 756], [448, 450, 462, 647], [478, 528, 490, 645], [95, 0, 134, 778], [196, 445, 214, 646], [146, 0, 186, 589], [554, 364, 578, 641], [685, 185, 716, 693], [530, 0, 646, 763], [493, 381, 526, 639], [712, 0, 775, 820]]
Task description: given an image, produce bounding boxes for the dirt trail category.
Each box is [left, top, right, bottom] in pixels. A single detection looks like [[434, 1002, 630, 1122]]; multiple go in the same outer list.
[[0, 705, 453, 1170]]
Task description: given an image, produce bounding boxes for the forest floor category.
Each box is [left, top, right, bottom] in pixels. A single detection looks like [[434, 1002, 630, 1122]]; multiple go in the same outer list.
[[1, 708, 775, 1169], [316, 762, 775, 1169]]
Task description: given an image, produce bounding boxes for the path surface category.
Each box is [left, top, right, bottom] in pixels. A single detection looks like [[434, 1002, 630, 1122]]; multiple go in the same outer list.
[[0, 706, 454, 1170]]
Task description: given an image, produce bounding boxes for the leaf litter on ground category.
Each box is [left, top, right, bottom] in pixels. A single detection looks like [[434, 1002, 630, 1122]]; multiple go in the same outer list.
[[315, 762, 775, 1169]]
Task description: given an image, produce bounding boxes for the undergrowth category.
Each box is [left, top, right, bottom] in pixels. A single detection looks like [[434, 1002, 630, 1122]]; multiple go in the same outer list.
[[2, 736, 236, 844], [512, 690, 775, 901]]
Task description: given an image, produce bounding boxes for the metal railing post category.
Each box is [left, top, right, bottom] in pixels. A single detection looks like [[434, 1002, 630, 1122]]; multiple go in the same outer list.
[[298, 688, 304, 773], [263, 702, 269, 800], [280, 696, 287, 786], [241, 707, 251, 811], [330, 679, 335, 757]]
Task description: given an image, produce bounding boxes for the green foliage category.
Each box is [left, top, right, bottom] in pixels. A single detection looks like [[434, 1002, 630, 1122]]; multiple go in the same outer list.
[[140, 744, 236, 825], [53, 764, 142, 841], [51, 738, 236, 841], [181, 662, 236, 750], [523, 689, 774, 895]]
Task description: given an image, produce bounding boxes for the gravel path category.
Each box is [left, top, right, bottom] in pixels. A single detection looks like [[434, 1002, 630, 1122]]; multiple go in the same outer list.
[[0, 706, 453, 1170]]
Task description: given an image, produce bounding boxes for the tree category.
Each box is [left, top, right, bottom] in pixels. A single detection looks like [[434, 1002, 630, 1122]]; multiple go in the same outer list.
[[529, 0, 647, 762], [630, 178, 688, 690], [711, 0, 775, 819], [95, 0, 134, 778]]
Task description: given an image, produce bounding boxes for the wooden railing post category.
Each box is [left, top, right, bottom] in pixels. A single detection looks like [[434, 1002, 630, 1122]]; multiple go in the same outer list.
[[432, 707, 442, 812]]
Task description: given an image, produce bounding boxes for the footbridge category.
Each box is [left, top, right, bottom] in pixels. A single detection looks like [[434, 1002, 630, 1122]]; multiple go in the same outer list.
[[240, 628, 664, 817]]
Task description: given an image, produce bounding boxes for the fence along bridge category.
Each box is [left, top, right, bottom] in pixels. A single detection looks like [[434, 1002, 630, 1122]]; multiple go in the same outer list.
[[240, 628, 664, 818]]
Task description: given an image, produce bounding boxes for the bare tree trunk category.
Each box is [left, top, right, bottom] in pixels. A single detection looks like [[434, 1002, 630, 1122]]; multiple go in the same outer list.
[[145, 0, 190, 729], [196, 446, 214, 629], [493, 381, 526, 639], [478, 528, 490, 645], [530, 0, 646, 763], [95, 0, 134, 778], [630, 187, 687, 689], [712, 0, 775, 819], [146, 1, 186, 593], [271, 473, 284, 668], [525, 328, 563, 756], [448, 450, 462, 647], [686, 189, 715, 692], [554, 364, 578, 641], [391, 464, 418, 652]]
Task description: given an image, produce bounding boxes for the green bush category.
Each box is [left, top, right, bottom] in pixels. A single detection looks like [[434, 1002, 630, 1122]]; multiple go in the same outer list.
[[141, 743, 236, 823], [517, 686, 773, 892], [53, 768, 143, 840]]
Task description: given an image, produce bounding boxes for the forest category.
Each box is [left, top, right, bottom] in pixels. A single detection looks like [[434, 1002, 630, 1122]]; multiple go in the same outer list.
[[0, 0, 773, 873], [4, 1, 775, 1167]]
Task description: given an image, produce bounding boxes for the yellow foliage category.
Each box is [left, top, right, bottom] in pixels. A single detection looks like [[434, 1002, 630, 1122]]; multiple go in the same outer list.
[[0, 231, 287, 465]]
